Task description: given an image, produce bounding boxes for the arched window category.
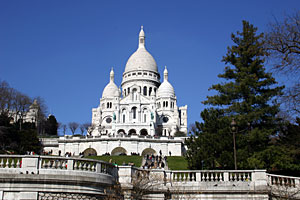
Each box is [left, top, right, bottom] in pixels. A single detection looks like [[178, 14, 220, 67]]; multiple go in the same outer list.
[[110, 102, 112, 108], [149, 87, 152, 96], [132, 88, 137, 101], [132, 107, 137, 119], [163, 101, 165, 107], [128, 88, 130, 94], [123, 114, 126, 123], [166, 101, 168, 107], [143, 86, 147, 96], [144, 114, 147, 122], [107, 102, 109, 108]]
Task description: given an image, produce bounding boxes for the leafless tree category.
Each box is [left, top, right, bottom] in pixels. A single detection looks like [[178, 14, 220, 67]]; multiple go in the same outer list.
[[269, 182, 300, 200], [83, 123, 95, 136], [103, 182, 123, 200], [265, 11, 300, 117], [0, 80, 15, 117], [130, 170, 167, 200], [34, 96, 48, 121], [79, 124, 85, 135], [68, 122, 79, 135], [62, 124, 67, 135], [12, 91, 32, 130], [0, 80, 33, 128]]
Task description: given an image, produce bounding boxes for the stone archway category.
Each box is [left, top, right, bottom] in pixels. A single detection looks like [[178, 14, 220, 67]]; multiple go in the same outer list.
[[140, 129, 148, 136], [83, 148, 97, 156], [117, 129, 126, 135], [141, 148, 156, 156], [111, 147, 127, 156], [128, 129, 137, 135]]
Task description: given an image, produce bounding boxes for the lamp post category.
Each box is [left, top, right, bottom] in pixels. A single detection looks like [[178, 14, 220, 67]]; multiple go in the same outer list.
[[231, 118, 237, 170]]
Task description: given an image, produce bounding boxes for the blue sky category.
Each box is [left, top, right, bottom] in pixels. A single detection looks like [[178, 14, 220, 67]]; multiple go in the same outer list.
[[1, 1, 299, 134]]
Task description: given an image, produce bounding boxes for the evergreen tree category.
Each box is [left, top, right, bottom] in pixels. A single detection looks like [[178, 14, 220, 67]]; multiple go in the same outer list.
[[45, 115, 58, 136], [186, 21, 284, 170]]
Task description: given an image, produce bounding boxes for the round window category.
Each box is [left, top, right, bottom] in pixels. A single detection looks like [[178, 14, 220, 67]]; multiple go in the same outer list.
[[106, 117, 112, 123], [163, 116, 169, 123]]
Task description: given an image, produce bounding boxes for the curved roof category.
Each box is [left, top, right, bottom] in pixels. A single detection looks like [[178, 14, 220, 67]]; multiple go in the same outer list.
[[124, 26, 158, 74], [157, 67, 175, 98], [102, 69, 120, 98]]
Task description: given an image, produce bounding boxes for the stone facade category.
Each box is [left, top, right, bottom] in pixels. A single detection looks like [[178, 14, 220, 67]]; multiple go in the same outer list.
[[91, 27, 187, 137], [43, 135, 185, 156], [43, 27, 188, 157]]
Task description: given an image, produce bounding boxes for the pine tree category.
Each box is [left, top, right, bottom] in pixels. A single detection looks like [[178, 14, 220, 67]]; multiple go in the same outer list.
[[186, 21, 284, 170], [45, 115, 58, 136]]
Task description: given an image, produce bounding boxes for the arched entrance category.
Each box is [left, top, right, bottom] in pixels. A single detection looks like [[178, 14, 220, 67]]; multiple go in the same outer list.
[[83, 148, 97, 156], [141, 148, 156, 156], [117, 129, 126, 135], [128, 129, 137, 135], [111, 147, 127, 156], [140, 129, 148, 136]]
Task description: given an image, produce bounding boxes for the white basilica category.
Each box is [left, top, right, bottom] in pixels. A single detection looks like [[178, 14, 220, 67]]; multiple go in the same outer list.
[[42, 27, 188, 157], [91, 27, 187, 137]]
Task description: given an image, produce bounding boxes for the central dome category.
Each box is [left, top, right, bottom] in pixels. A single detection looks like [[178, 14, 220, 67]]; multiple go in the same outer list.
[[124, 26, 158, 74], [124, 48, 158, 73]]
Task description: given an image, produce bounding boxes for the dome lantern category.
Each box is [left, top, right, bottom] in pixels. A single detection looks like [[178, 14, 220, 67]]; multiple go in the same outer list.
[[110, 67, 115, 82], [139, 26, 145, 49], [164, 66, 168, 81]]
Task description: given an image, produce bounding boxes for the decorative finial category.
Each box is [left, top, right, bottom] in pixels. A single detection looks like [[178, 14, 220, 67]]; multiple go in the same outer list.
[[110, 67, 114, 82], [164, 66, 168, 81], [139, 26, 145, 48]]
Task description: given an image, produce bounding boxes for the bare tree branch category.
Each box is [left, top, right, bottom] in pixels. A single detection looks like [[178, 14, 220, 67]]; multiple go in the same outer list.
[[68, 122, 79, 135]]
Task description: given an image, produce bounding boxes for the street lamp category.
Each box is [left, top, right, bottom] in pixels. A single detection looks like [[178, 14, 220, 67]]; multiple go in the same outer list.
[[231, 118, 237, 170]]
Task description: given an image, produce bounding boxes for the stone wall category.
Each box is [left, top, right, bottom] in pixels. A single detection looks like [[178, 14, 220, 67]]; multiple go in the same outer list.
[[38, 192, 104, 200]]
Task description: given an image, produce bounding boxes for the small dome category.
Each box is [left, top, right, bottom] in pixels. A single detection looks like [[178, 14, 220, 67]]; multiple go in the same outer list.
[[124, 26, 158, 74], [102, 68, 120, 98], [157, 81, 175, 98], [102, 82, 119, 98], [157, 67, 175, 98]]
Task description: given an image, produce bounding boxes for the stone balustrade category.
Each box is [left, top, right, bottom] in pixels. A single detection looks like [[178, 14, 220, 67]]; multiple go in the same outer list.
[[118, 167, 270, 200], [171, 170, 252, 182], [0, 155, 118, 200], [0, 155, 22, 169], [0, 155, 116, 176], [267, 173, 300, 199], [0, 155, 299, 200], [59, 134, 183, 140], [268, 173, 300, 187]]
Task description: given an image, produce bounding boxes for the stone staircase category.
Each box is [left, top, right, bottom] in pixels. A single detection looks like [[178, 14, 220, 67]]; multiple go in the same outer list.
[[141, 155, 168, 170]]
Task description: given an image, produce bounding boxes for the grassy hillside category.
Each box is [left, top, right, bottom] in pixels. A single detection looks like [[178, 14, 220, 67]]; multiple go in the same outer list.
[[167, 156, 188, 170], [86, 155, 189, 170], [86, 155, 142, 167]]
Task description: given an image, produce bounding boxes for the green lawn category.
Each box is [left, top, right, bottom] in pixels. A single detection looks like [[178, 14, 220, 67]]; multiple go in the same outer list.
[[86, 155, 189, 170], [86, 155, 143, 167], [167, 156, 188, 170]]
